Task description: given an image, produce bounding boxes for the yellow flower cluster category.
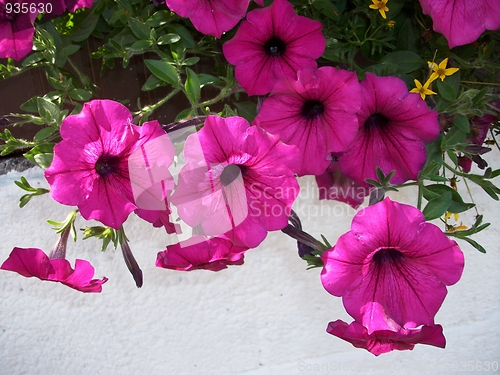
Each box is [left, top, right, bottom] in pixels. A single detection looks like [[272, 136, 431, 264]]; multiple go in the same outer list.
[[410, 57, 460, 100]]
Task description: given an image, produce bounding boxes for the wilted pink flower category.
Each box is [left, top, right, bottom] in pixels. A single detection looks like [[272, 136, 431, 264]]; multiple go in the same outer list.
[[321, 198, 464, 332], [327, 320, 446, 356], [45, 100, 174, 229], [156, 235, 249, 271], [222, 0, 325, 96], [338, 73, 440, 186], [165, 0, 250, 38], [170, 115, 300, 248], [419, 0, 500, 48], [0, 1, 37, 60], [1, 247, 107, 293], [253, 67, 361, 176], [315, 161, 371, 208]]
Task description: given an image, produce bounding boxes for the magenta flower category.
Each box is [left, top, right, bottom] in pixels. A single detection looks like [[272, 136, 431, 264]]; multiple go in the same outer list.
[[337, 73, 440, 187], [170, 115, 300, 248], [419, 0, 500, 48], [1, 247, 107, 293], [327, 320, 446, 356], [254, 0, 264, 5], [165, 0, 250, 38], [253, 67, 361, 176], [321, 198, 464, 332], [156, 235, 249, 271], [39, 0, 94, 17], [44, 100, 174, 229], [0, 1, 37, 61], [315, 161, 371, 209], [222, 0, 325, 96]]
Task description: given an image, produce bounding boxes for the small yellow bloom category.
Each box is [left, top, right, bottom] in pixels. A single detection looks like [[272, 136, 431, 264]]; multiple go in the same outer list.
[[445, 211, 459, 221], [410, 78, 436, 100], [429, 58, 459, 82], [369, 0, 389, 19], [387, 20, 395, 28]]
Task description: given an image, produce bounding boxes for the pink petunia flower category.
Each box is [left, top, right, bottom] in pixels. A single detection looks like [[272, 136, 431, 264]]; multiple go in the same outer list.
[[156, 235, 249, 271], [419, 0, 500, 49], [44, 100, 175, 229], [321, 197, 464, 333], [337, 73, 440, 187], [0, 1, 37, 61], [1, 247, 107, 293], [253, 67, 361, 176], [222, 0, 325, 96], [315, 161, 371, 209], [165, 0, 250, 38], [170, 115, 301, 248], [327, 320, 446, 356]]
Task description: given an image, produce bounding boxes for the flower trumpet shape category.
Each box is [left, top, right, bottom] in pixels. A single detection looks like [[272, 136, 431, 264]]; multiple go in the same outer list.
[[1, 247, 107, 293], [321, 198, 464, 332]]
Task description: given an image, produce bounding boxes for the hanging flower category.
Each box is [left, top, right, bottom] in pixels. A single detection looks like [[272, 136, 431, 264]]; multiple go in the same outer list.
[[170, 115, 300, 248], [44, 100, 175, 229], [337, 73, 440, 186], [419, 0, 500, 48], [156, 235, 249, 271], [428, 58, 459, 82], [1, 247, 107, 293], [327, 320, 446, 356], [222, 0, 325, 96], [315, 161, 371, 209], [369, 0, 389, 19], [253, 67, 361, 176], [165, 0, 250, 38], [410, 78, 436, 100], [0, 1, 37, 60], [321, 198, 464, 332]]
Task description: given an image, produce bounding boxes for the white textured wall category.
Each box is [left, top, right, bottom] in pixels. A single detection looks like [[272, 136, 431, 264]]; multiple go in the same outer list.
[[1, 158, 499, 375]]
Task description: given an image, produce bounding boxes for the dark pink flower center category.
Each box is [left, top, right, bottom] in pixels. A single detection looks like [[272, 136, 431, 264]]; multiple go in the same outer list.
[[0, 2, 17, 21], [372, 248, 404, 264], [301, 100, 325, 120], [95, 154, 121, 177], [220, 164, 242, 186], [264, 37, 286, 56], [364, 113, 389, 130]]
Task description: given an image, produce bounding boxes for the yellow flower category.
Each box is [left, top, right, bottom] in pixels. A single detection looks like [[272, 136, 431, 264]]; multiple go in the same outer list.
[[410, 78, 436, 100], [445, 211, 459, 221], [369, 0, 389, 19], [387, 20, 396, 28], [429, 58, 459, 82]]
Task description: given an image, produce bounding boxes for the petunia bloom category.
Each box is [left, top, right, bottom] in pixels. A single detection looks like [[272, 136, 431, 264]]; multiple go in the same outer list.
[[0, 1, 37, 60], [222, 0, 325, 96], [321, 197, 464, 333], [156, 235, 249, 271], [428, 58, 459, 82], [44, 100, 175, 229], [337, 73, 440, 186], [419, 0, 500, 49], [253, 67, 361, 176], [170, 115, 300, 248], [315, 161, 371, 209], [1, 247, 107, 293], [165, 0, 250, 38], [327, 320, 446, 356]]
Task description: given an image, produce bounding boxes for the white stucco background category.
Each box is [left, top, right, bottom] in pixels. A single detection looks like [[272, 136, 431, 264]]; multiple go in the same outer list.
[[1, 155, 499, 375]]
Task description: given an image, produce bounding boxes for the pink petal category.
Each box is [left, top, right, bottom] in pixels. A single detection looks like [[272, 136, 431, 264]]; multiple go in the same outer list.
[[1, 247, 52, 279], [0, 11, 37, 61]]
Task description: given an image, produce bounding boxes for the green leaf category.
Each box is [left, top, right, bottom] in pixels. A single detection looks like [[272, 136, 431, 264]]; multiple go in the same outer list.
[[423, 184, 475, 213], [445, 126, 467, 146], [20, 96, 40, 113], [183, 57, 200, 66], [184, 67, 201, 103], [168, 24, 195, 48], [141, 74, 165, 91], [234, 102, 257, 123], [23, 143, 54, 169], [129, 40, 153, 52], [157, 33, 181, 45], [34, 153, 54, 169], [453, 113, 470, 133], [144, 59, 178, 85], [128, 18, 151, 40], [436, 79, 456, 101], [379, 51, 425, 74], [22, 52, 44, 67], [459, 237, 487, 253], [68, 9, 99, 42], [37, 97, 60, 124], [68, 88, 93, 101], [146, 10, 172, 27], [33, 127, 56, 142], [423, 191, 452, 220], [61, 45, 80, 56]]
